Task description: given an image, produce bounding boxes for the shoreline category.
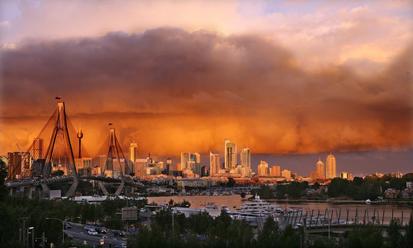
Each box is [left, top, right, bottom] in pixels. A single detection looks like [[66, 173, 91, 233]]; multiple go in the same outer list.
[[268, 198, 413, 206]]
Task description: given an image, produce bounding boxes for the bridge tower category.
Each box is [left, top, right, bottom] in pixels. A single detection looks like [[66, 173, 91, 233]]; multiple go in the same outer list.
[[42, 97, 79, 196], [101, 123, 130, 195]]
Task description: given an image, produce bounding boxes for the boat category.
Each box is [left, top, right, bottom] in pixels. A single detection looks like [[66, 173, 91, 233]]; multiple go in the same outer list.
[[227, 195, 282, 225]]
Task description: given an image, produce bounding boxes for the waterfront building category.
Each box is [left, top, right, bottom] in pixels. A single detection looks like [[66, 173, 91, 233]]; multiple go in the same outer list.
[[270, 165, 281, 177], [224, 139, 237, 170], [325, 153, 337, 179], [257, 160, 269, 177], [240, 148, 251, 169], [209, 152, 220, 176], [281, 169, 292, 180]]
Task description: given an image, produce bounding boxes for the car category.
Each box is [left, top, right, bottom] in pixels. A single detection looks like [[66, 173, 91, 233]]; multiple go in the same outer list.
[[84, 225, 96, 231], [64, 223, 72, 229], [96, 227, 108, 234], [87, 230, 99, 236], [113, 230, 126, 237]]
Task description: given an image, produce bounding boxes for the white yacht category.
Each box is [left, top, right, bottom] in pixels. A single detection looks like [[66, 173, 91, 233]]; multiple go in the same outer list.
[[227, 195, 283, 225]]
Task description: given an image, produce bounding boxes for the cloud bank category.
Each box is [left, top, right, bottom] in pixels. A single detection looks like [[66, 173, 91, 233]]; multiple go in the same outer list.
[[0, 28, 412, 155]]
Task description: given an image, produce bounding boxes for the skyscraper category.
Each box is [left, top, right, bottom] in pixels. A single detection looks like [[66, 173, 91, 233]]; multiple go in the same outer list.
[[315, 158, 325, 179], [240, 148, 251, 169], [325, 153, 337, 179], [209, 152, 220, 176], [224, 139, 237, 170], [32, 138, 43, 160], [257, 160, 269, 177], [270, 165, 281, 177], [129, 142, 138, 163], [180, 152, 200, 171]]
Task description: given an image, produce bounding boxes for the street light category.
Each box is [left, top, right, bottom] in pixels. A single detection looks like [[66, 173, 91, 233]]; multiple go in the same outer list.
[[27, 227, 34, 248], [45, 217, 67, 244]]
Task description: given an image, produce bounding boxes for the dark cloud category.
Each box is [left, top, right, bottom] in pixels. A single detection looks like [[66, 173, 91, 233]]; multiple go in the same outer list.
[[0, 28, 412, 155]]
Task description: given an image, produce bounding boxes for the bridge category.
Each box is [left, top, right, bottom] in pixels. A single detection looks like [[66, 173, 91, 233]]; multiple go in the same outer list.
[[5, 98, 143, 198]]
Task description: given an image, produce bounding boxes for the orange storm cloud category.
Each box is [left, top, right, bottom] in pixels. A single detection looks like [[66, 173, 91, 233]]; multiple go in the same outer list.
[[0, 28, 412, 156]]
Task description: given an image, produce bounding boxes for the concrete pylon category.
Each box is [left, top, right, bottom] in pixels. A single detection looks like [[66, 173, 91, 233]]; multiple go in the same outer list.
[[43, 98, 79, 197]]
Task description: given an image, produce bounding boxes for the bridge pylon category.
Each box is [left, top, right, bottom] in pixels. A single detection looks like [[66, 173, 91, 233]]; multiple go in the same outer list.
[[41, 98, 79, 197], [100, 123, 131, 196]]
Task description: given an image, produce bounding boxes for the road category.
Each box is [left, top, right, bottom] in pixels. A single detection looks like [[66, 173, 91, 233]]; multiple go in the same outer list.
[[64, 222, 127, 248]]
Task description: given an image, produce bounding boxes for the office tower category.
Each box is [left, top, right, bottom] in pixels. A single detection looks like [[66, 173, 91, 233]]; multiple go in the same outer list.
[[7, 152, 23, 180], [224, 139, 237, 170], [315, 159, 325, 179], [281, 169, 292, 180], [180, 152, 190, 170], [129, 142, 138, 163], [270, 165, 281, 177], [209, 152, 220, 176], [326, 153, 337, 179], [257, 160, 269, 177], [134, 158, 147, 177], [240, 148, 251, 169], [181, 152, 201, 171], [32, 138, 43, 160], [194, 153, 201, 163]]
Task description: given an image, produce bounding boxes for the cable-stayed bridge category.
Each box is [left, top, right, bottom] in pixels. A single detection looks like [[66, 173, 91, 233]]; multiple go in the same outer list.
[[5, 98, 143, 198]]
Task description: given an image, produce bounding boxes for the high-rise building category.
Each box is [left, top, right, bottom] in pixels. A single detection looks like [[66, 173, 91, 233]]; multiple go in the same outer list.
[[180, 152, 201, 171], [224, 139, 237, 170], [257, 160, 269, 177], [134, 158, 147, 177], [209, 152, 220, 176], [281, 169, 292, 180], [180, 152, 190, 170], [32, 138, 43, 160], [129, 142, 138, 164], [193, 153, 201, 163], [326, 153, 337, 179], [270, 165, 281, 177], [240, 148, 251, 169], [7, 152, 23, 180], [314, 159, 325, 179]]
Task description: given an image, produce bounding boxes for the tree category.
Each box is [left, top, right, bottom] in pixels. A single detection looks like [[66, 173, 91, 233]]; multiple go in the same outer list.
[[405, 216, 413, 248], [0, 159, 8, 200], [227, 177, 236, 187], [388, 219, 402, 247], [256, 217, 280, 248]]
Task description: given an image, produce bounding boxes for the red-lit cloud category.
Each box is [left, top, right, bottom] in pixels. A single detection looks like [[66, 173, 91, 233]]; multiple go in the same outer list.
[[0, 28, 412, 156]]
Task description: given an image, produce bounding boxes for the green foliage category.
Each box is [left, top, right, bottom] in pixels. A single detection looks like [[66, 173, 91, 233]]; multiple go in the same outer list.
[[0, 193, 142, 247], [387, 219, 403, 247], [328, 177, 382, 200], [0, 160, 8, 200], [274, 182, 309, 199], [345, 226, 384, 248], [253, 185, 275, 199]]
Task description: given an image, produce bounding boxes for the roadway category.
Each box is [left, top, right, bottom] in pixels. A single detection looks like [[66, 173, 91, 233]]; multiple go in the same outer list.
[[64, 222, 127, 248]]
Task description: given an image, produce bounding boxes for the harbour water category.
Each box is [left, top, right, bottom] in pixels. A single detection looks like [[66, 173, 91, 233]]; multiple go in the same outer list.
[[148, 195, 413, 225]]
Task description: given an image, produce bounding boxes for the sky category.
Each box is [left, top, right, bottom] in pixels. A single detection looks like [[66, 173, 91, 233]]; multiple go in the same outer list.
[[0, 0, 412, 174]]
